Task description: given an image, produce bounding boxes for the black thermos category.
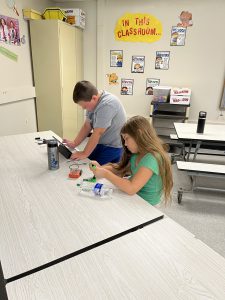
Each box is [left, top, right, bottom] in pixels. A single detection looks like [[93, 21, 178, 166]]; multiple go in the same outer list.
[[197, 111, 207, 134]]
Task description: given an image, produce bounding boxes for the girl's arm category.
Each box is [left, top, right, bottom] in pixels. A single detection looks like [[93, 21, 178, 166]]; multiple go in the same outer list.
[[90, 161, 120, 175], [92, 166, 153, 195]]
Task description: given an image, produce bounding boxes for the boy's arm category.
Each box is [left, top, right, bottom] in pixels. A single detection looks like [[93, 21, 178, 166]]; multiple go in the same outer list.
[[63, 119, 91, 148], [71, 127, 106, 160], [82, 127, 106, 156], [73, 119, 92, 146]]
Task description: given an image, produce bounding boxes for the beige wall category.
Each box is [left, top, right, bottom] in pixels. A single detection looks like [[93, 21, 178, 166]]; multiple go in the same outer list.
[[57, 0, 97, 85], [95, 0, 225, 123]]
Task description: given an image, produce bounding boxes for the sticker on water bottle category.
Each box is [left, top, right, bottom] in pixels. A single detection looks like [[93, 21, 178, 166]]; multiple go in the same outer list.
[[93, 183, 103, 196]]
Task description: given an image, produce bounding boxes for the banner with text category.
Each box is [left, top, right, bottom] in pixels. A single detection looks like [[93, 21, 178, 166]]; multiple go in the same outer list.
[[114, 13, 162, 43]]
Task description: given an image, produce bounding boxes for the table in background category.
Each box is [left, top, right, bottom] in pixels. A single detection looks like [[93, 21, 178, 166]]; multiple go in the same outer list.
[[0, 131, 163, 282], [6, 218, 225, 300], [174, 122, 225, 160]]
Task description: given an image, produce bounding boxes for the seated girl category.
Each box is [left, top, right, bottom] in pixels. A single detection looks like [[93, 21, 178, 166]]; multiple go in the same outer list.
[[90, 115, 173, 206]]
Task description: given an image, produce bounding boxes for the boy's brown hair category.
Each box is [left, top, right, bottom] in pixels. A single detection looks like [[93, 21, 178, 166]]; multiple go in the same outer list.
[[73, 81, 98, 103]]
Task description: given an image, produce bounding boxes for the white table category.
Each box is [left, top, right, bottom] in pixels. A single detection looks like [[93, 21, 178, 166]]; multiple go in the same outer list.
[[176, 161, 225, 203], [174, 122, 225, 160], [177, 161, 225, 174], [6, 218, 225, 300], [0, 131, 163, 281], [174, 122, 225, 142]]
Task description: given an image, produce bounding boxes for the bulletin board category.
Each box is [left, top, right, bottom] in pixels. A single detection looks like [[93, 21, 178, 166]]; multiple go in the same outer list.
[[0, 5, 33, 95]]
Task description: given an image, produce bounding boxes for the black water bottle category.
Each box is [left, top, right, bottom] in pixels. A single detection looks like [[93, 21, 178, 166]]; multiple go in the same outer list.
[[197, 111, 207, 134]]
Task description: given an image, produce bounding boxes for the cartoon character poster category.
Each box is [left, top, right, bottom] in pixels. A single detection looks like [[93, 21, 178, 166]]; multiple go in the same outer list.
[[110, 50, 123, 67], [155, 51, 170, 70], [177, 11, 193, 28], [170, 26, 186, 46], [145, 78, 160, 95], [131, 55, 145, 73], [121, 79, 134, 95], [107, 73, 119, 85], [0, 15, 20, 45]]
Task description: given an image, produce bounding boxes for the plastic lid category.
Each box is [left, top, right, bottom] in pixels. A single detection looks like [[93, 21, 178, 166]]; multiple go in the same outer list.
[[199, 111, 207, 118], [47, 139, 58, 147]]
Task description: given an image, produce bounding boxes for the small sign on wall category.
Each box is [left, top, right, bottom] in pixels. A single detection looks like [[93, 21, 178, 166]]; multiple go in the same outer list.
[[146, 78, 160, 95], [131, 55, 145, 73], [121, 79, 134, 95], [155, 51, 170, 70], [170, 26, 186, 46], [0, 14, 21, 46], [110, 50, 123, 67], [177, 11, 193, 28], [106, 73, 119, 85]]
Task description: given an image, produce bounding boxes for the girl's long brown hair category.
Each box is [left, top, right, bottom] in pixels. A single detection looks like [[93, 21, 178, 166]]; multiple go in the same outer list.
[[113, 116, 173, 205]]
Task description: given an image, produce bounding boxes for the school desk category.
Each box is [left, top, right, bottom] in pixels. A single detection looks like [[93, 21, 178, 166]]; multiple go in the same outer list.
[[0, 131, 163, 282], [5, 218, 225, 300]]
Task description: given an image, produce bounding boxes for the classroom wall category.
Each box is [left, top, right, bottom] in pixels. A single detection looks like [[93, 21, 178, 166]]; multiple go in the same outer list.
[[57, 0, 225, 123], [1, 0, 225, 136], [0, 0, 52, 136], [95, 0, 225, 123]]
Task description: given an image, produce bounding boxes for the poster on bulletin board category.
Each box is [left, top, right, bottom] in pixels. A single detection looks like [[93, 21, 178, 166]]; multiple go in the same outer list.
[[145, 78, 160, 95], [121, 79, 134, 95], [0, 14, 20, 45], [155, 51, 170, 70], [131, 55, 145, 73], [170, 26, 186, 46], [110, 50, 123, 67]]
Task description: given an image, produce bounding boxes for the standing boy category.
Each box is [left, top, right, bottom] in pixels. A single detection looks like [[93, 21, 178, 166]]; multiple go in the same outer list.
[[63, 81, 126, 164]]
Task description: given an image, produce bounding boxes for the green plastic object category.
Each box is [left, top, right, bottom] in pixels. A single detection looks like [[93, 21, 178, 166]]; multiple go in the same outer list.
[[83, 176, 96, 183], [89, 163, 96, 170]]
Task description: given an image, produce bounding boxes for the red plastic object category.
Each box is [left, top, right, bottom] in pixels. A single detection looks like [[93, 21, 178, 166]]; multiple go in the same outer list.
[[69, 169, 82, 179]]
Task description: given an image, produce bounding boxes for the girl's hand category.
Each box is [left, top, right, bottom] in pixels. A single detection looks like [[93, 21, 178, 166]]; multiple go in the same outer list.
[[89, 161, 100, 170], [62, 139, 76, 149], [89, 163, 107, 179]]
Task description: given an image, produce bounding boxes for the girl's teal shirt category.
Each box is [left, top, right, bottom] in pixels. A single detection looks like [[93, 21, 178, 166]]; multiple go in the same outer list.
[[130, 153, 162, 205]]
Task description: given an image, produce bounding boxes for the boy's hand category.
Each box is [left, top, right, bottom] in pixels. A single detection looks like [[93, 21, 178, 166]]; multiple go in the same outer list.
[[62, 138, 76, 149], [70, 151, 87, 160]]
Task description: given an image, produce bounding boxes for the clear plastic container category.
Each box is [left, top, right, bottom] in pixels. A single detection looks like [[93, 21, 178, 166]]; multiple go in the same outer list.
[[79, 182, 113, 199]]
